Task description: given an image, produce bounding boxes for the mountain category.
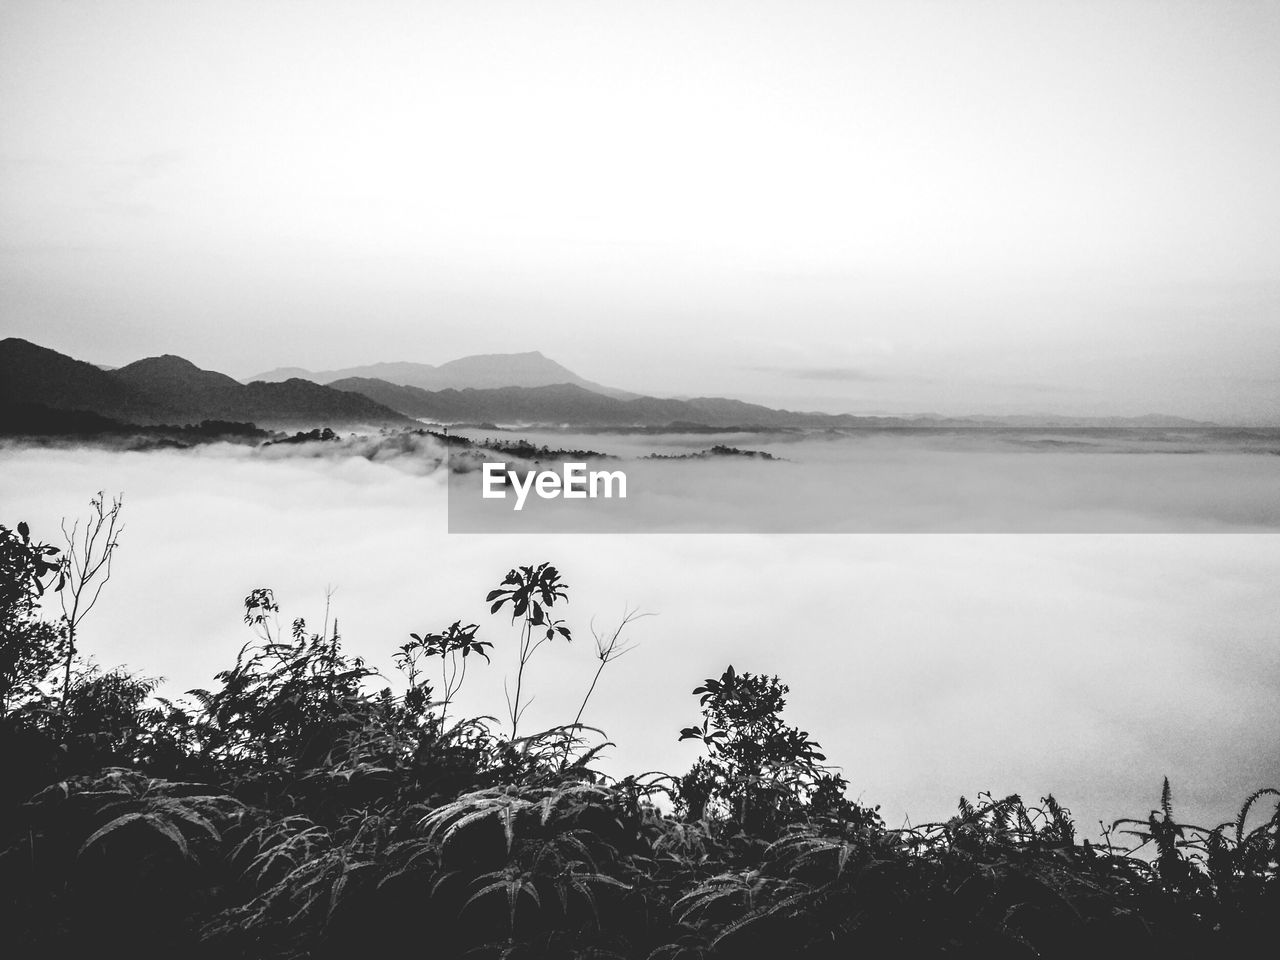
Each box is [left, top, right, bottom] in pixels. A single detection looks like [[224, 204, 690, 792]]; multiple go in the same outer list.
[[246, 351, 639, 399], [329, 377, 1222, 431], [0, 401, 131, 437], [329, 379, 876, 428], [1, 338, 156, 423], [329, 380, 636, 425], [111, 354, 413, 427], [4, 337, 1221, 435], [112, 355, 248, 421], [246, 365, 312, 381], [0, 339, 413, 429], [951, 413, 1211, 428]]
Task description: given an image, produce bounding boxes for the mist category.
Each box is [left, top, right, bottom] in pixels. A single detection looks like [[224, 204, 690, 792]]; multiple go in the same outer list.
[[449, 428, 1280, 532], [2, 440, 1278, 837]]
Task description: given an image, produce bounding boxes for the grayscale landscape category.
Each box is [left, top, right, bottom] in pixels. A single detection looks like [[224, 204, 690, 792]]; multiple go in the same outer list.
[[2, 2, 1279, 957]]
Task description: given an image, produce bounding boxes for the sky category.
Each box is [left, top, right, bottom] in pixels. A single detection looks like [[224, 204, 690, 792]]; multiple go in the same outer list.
[[2, 0, 1279, 420]]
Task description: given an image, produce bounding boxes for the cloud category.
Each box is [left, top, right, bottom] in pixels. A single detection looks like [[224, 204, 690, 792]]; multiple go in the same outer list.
[[2, 438, 1278, 839], [447, 428, 1280, 534]]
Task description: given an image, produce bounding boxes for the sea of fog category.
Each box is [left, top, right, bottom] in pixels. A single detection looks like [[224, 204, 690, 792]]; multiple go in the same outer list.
[[448, 426, 1280, 532], [2, 433, 1279, 840]]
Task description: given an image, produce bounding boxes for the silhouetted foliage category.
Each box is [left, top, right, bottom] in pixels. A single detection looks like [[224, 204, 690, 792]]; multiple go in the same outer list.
[[481, 438, 612, 461], [265, 426, 339, 445], [1, 506, 1277, 959], [644, 445, 780, 460], [489, 563, 573, 739], [678, 666, 877, 837], [0, 520, 65, 712], [57, 492, 124, 710]]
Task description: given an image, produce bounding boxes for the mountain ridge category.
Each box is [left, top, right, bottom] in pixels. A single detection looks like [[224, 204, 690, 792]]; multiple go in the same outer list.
[[1, 337, 1221, 433], [328, 377, 1217, 431], [0, 338, 413, 429], [246, 351, 640, 400]]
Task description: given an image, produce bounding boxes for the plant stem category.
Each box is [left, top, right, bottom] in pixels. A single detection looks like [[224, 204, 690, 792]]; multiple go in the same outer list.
[[510, 617, 531, 738]]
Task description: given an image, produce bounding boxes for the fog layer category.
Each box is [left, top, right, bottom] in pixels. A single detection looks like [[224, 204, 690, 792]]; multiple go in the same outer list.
[[2, 442, 1277, 837]]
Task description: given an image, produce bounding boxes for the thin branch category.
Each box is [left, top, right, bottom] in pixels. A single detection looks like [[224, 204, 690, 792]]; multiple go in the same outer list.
[[56, 492, 124, 714], [561, 608, 649, 769]]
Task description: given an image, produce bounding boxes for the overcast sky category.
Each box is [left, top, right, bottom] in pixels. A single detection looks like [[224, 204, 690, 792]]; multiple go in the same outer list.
[[2, 0, 1278, 421]]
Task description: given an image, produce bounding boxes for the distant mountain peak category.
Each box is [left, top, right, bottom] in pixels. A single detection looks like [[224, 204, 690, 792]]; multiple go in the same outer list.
[[481, 349, 545, 359], [113, 354, 241, 391], [119, 354, 203, 372], [245, 351, 638, 400]]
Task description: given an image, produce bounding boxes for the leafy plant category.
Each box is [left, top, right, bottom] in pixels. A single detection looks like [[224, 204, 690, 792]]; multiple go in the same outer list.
[[677, 665, 837, 833], [399, 619, 491, 723], [189, 591, 381, 772], [0, 519, 65, 712], [488, 564, 573, 739], [3, 507, 1279, 958]]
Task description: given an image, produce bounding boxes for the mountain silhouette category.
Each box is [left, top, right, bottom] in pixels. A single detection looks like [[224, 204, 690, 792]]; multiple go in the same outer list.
[[2, 337, 1215, 434], [329, 377, 1216, 430], [1, 338, 157, 423], [330, 378, 880, 429], [1, 339, 413, 429], [112, 355, 248, 419], [247, 351, 639, 399]]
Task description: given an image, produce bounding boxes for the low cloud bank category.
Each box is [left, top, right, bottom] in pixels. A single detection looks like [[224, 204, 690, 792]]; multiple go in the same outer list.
[[1, 441, 1278, 838], [449, 430, 1280, 532]]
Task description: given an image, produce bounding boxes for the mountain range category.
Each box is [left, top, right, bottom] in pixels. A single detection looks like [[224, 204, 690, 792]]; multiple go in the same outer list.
[[323, 378, 1217, 430], [1, 337, 1216, 434], [246, 352, 639, 400], [325, 378, 863, 428], [0, 338, 412, 429]]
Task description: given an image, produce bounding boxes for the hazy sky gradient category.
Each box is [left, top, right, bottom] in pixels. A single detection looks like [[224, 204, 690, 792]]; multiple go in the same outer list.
[[2, 1, 1278, 420]]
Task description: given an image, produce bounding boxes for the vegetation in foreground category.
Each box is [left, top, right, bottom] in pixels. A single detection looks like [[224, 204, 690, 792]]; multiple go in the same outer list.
[[1, 499, 1277, 960]]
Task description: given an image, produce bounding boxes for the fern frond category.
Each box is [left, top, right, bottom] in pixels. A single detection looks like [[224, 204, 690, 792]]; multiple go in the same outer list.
[[1235, 786, 1280, 846]]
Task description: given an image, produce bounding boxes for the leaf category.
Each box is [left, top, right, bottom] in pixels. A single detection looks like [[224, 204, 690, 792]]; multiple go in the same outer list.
[[143, 814, 191, 858], [80, 812, 189, 859], [159, 802, 221, 841], [464, 879, 509, 915], [80, 812, 147, 855], [511, 877, 539, 922], [328, 874, 348, 921]]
